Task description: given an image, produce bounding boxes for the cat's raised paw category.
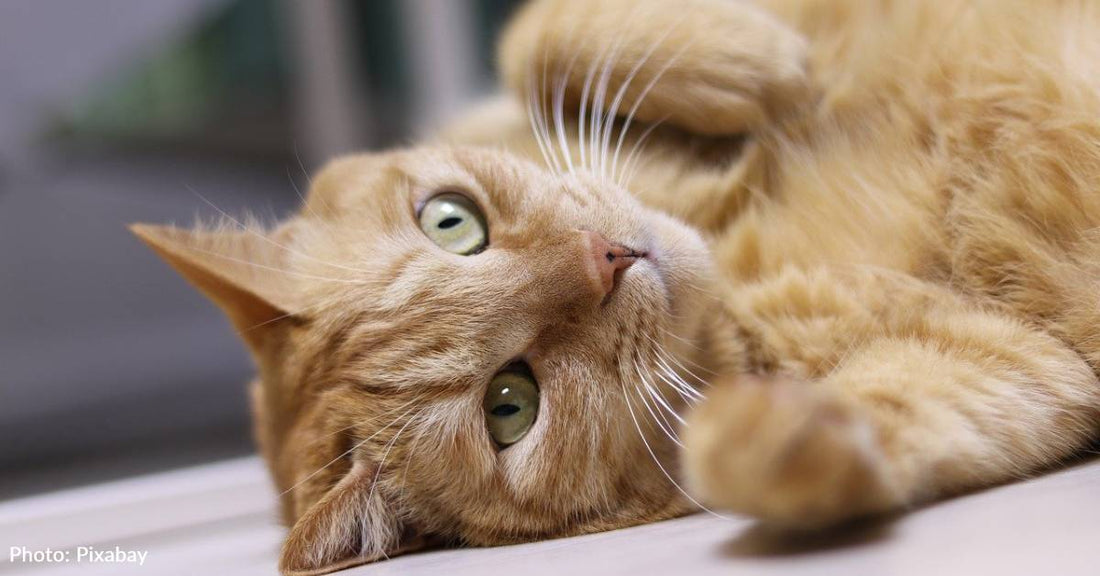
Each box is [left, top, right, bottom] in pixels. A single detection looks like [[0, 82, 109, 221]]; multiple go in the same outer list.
[[682, 376, 901, 528], [500, 0, 812, 136]]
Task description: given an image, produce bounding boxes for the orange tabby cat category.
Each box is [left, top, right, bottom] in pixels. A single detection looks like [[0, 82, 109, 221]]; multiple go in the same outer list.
[[133, 0, 1100, 574]]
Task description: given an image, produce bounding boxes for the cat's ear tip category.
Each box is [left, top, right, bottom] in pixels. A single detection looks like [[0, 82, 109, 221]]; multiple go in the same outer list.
[[128, 222, 175, 243], [127, 222, 152, 236]]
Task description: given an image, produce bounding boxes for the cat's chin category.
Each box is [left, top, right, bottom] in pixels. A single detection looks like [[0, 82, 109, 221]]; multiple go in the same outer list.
[[640, 211, 718, 352]]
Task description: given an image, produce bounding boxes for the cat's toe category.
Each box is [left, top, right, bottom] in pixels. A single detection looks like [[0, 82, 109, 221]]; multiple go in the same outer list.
[[683, 376, 900, 528]]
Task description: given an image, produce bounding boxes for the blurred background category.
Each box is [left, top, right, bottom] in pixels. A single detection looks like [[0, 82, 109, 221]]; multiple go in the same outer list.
[[0, 0, 523, 499]]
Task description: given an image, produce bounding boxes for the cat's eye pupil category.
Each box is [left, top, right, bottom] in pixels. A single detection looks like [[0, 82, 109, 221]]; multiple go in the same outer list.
[[418, 192, 487, 255], [483, 367, 539, 447], [438, 216, 463, 230], [491, 404, 520, 417]]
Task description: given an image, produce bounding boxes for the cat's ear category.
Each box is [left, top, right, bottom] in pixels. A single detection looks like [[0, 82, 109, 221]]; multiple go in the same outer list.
[[279, 460, 426, 576], [129, 223, 298, 348]]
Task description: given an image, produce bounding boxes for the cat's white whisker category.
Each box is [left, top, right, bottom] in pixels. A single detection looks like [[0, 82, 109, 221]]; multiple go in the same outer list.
[[577, 41, 606, 172], [286, 166, 344, 243], [654, 356, 706, 403], [540, 45, 566, 176], [623, 363, 733, 521], [278, 401, 422, 499], [602, 27, 681, 183], [633, 359, 684, 447], [552, 51, 580, 174], [638, 359, 688, 426], [643, 331, 714, 387], [589, 32, 626, 177], [619, 115, 669, 188], [176, 241, 363, 286], [366, 413, 418, 561], [398, 412, 431, 500], [527, 62, 560, 174], [610, 37, 689, 183], [190, 188, 374, 278]]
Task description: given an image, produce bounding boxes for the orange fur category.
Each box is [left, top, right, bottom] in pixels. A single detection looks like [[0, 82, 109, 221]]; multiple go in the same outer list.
[[134, 0, 1100, 573]]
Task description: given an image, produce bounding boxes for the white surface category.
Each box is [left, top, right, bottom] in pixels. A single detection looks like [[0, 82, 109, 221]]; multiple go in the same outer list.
[[1, 456, 1098, 575]]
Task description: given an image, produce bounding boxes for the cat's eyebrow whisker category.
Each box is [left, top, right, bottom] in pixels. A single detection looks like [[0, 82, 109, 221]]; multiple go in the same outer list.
[[308, 391, 429, 447], [292, 141, 315, 187], [291, 140, 344, 238], [176, 242, 364, 285], [285, 166, 343, 243], [397, 412, 432, 501], [365, 412, 418, 561], [190, 188, 373, 277], [278, 402, 422, 498], [622, 363, 732, 521]]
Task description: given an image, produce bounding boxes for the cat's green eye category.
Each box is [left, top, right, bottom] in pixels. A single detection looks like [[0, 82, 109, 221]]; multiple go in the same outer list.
[[418, 192, 488, 255], [483, 369, 539, 447]]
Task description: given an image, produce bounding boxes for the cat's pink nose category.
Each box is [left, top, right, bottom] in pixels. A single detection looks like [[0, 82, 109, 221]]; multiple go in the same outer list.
[[581, 230, 645, 298]]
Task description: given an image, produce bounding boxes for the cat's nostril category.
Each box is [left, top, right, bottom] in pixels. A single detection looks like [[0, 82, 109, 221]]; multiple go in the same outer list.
[[580, 230, 645, 300]]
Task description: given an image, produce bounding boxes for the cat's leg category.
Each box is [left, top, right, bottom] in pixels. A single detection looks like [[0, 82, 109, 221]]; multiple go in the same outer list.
[[683, 286, 1100, 527], [499, 0, 811, 136]]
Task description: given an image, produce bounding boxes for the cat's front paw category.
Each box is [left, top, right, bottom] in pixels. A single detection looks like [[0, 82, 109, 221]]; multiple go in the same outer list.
[[683, 376, 901, 528], [500, 0, 811, 136]]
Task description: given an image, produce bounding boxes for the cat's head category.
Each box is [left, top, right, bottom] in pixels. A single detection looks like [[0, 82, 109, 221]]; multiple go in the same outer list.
[[133, 145, 717, 575]]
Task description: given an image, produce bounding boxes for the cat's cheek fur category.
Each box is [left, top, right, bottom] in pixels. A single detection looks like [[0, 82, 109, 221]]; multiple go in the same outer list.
[[279, 460, 425, 576]]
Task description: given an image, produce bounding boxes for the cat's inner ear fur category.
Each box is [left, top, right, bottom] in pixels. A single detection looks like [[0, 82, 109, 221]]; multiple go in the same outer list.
[[129, 223, 299, 349], [279, 460, 425, 576]]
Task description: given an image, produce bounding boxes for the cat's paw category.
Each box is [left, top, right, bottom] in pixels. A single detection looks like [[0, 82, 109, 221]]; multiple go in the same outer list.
[[500, 0, 811, 136], [683, 376, 901, 528]]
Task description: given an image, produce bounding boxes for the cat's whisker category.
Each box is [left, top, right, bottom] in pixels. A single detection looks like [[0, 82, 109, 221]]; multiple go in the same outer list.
[[589, 32, 627, 177], [552, 51, 581, 174], [175, 241, 363, 285], [540, 44, 566, 176], [285, 166, 343, 243], [291, 141, 349, 244], [576, 40, 607, 173], [190, 188, 375, 279], [633, 359, 684, 447], [278, 402, 422, 499], [527, 61, 560, 174], [638, 360, 688, 427], [591, 41, 619, 179], [654, 355, 706, 403], [657, 332, 719, 379], [366, 413, 418, 561], [661, 346, 716, 386], [610, 46, 688, 184], [647, 359, 700, 420], [398, 412, 431, 501], [309, 391, 430, 448], [623, 363, 733, 521], [644, 330, 716, 383], [602, 22, 684, 183], [619, 115, 669, 188]]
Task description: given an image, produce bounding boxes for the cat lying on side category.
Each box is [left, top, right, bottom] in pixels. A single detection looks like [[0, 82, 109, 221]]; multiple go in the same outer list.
[[134, 1, 1100, 574]]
